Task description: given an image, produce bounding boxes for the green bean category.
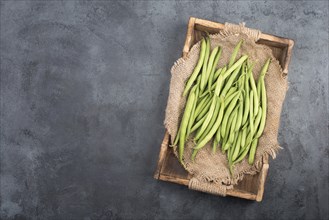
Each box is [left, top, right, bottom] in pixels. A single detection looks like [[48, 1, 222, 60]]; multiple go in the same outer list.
[[178, 86, 196, 162], [215, 97, 225, 142], [200, 37, 210, 92], [199, 90, 210, 98], [212, 139, 219, 153], [221, 132, 229, 152], [211, 67, 227, 90], [244, 129, 253, 151], [220, 92, 241, 138], [235, 98, 243, 131], [248, 65, 259, 117], [248, 138, 259, 164], [212, 68, 222, 84], [214, 75, 224, 96], [232, 130, 242, 161], [201, 46, 219, 91], [242, 73, 250, 125], [258, 58, 271, 82], [173, 126, 181, 146], [195, 96, 217, 140], [249, 90, 254, 136], [229, 111, 238, 143], [186, 83, 200, 137], [191, 148, 199, 161], [257, 77, 261, 101], [223, 91, 240, 108], [222, 55, 248, 80], [196, 95, 213, 121], [190, 113, 207, 133], [233, 144, 250, 165], [255, 77, 267, 138], [183, 38, 206, 96], [225, 86, 238, 98], [208, 48, 222, 91], [220, 64, 242, 97], [253, 106, 262, 136], [193, 94, 209, 118], [194, 97, 226, 150], [254, 60, 270, 138], [228, 40, 243, 68], [229, 132, 238, 162], [240, 126, 247, 148], [223, 107, 239, 150], [198, 97, 221, 141]]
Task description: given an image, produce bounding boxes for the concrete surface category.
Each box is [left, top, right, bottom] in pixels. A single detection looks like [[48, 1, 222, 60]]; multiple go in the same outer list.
[[1, 1, 328, 220]]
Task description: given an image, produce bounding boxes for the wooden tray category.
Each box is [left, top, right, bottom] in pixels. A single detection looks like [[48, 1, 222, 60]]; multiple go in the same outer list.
[[154, 17, 294, 201]]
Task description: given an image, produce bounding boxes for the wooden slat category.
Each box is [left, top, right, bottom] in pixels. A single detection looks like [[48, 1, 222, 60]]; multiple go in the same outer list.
[[183, 17, 196, 57], [256, 163, 269, 201], [153, 131, 170, 179], [226, 189, 257, 200]]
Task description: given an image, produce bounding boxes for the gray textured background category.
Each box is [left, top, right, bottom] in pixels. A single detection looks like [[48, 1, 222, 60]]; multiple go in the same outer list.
[[1, 1, 328, 220]]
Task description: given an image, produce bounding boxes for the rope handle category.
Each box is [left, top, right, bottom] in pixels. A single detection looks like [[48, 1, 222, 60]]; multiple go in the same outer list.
[[188, 177, 227, 196], [223, 22, 262, 42]]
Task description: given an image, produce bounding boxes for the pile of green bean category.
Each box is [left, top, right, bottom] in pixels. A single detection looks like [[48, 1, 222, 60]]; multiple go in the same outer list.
[[174, 36, 271, 172]]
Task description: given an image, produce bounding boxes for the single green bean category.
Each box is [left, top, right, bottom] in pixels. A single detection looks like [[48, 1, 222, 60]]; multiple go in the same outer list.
[[200, 37, 210, 92], [194, 96, 217, 140], [190, 113, 207, 133], [220, 64, 242, 97], [249, 90, 254, 136], [233, 144, 250, 165], [212, 68, 222, 84], [257, 78, 261, 101], [242, 73, 250, 125], [201, 46, 219, 91], [194, 98, 226, 150], [197, 97, 221, 141], [258, 58, 271, 82], [225, 86, 238, 98], [212, 139, 219, 153], [209, 48, 223, 88], [183, 39, 206, 96], [248, 138, 259, 165], [223, 90, 240, 108], [229, 132, 238, 163], [235, 98, 243, 131], [186, 84, 200, 137], [248, 65, 259, 117], [223, 107, 239, 150], [222, 55, 248, 80], [178, 86, 196, 162], [220, 93, 241, 138], [229, 111, 238, 143], [253, 106, 262, 137], [232, 130, 242, 161], [196, 95, 213, 121], [199, 90, 209, 98], [215, 97, 225, 142], [173, 126, 181, 146], [221, 132, 229, 153], [228, 40, 243, 68], [214, 75, 224, 96], [240, 126, 247, 148], [193, 94, 209, 118], [255, 77, 267, 138]]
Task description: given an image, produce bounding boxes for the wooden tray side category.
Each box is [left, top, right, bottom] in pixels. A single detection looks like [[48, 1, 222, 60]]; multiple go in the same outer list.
[[154, 17, 294, 201]]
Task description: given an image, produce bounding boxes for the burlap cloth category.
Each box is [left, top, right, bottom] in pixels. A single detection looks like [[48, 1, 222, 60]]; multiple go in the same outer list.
[[164, 23, 288, 196]]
